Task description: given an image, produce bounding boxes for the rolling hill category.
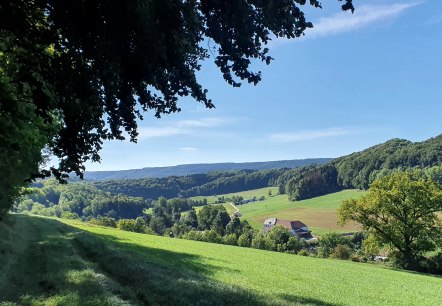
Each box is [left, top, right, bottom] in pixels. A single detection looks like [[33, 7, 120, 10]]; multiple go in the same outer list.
[[192, 187, 365, 234], [83, 158, 332, 180], [1, 214, 441, 306]]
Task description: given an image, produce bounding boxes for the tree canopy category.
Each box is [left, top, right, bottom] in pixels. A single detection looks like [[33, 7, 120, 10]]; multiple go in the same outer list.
[[0, 1, 354, 216], [338, 172, 442, 270]]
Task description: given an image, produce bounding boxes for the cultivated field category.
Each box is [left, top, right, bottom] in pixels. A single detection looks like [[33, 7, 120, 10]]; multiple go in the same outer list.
[[1, 214, 440, 306], [194, 188, 365, 235]]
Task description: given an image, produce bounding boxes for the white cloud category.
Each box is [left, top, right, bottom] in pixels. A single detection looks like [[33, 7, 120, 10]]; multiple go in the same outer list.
[[177, 118, 226, 128], [271, 2, 422, 45], [269, 127, 358, 143], [138, 117, 229, 139], [308, 2, 422, 38], [179, 147, 197, 152]]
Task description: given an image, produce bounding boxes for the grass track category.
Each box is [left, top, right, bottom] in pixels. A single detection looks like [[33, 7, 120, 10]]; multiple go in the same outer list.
[[1, 214, 441, 305]]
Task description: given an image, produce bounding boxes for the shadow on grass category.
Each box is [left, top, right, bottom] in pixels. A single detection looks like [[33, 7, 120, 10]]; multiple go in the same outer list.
[[1, 215, 340, 306]]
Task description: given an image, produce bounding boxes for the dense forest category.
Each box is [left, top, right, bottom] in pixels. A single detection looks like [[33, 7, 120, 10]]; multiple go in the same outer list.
[[280, 135, 442, 200], [91, 169, 289, 200]]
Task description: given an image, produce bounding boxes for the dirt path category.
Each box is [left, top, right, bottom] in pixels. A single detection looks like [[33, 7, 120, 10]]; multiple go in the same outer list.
[[229, 202, 241, 217]]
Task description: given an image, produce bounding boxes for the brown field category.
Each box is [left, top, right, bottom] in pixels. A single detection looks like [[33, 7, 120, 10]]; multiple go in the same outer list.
[[251, 207, 361, 235]]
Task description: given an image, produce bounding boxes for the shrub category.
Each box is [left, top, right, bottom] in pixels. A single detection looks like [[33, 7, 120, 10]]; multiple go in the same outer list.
[[319, 232, 352, 258], [223, 233, 238, 246], [61, 212, 80, 220], [362, 234, 380, 257], [298, 249, 310, 256], [181, 230, 206, 242], [422, 251, 442, 275], [90, 217, 116, 227], [205, 230, 222, 244], [331, 245, 352, 260], [251, 233, 267, 250], [237, 234, 251, 247], [117, 219, 138, 232], [286, 237, 303, 254]]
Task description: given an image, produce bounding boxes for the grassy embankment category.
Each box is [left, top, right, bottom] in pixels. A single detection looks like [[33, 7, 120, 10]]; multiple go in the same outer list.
[[193, 188, 365, 235], [1, 214, 441, 306]]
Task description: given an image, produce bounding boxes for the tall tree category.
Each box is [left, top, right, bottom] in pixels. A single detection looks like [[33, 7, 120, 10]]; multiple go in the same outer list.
[[338, 172, 442, 270], [0, 1, 354, 216]]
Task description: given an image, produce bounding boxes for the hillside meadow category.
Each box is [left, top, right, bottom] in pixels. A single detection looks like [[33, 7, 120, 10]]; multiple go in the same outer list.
[[1, 214, 440, 306], [194, 188, 365, 235]]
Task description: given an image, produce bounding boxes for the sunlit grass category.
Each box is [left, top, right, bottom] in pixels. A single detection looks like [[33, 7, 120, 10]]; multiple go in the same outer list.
[[1, 215, 440, 306]]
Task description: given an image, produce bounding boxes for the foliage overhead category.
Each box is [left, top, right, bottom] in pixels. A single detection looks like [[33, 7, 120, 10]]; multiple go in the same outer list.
[[0, 1, 353, 217], [1, 0, 353, 179]]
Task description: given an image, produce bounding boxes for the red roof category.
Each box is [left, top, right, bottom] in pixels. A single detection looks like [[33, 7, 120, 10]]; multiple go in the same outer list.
[[275, 219, 307, 231]]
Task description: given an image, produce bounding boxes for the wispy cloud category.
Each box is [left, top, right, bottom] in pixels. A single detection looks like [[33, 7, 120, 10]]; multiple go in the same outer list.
[[269, 127, 358, 143], [423, 14, 442, 26], [308, 2, 422, 38], [138, 117, 228, 139], [179, 147, 197, 152], [271, 2, 421, 45]]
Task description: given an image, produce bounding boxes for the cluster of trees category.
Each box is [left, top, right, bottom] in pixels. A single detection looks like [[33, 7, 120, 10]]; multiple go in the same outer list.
[[178, 168, 287, 198], [279, 136, 442, 201], [92, 169, 287, 200], [92, 196, 307, 254], [14, 180, 150, 220]]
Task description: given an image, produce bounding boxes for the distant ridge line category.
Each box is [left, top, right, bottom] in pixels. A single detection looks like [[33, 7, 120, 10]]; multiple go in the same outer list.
[[84, 158, 333, 180]]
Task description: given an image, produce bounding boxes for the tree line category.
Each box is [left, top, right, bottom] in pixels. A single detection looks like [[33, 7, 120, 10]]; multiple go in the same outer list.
[[279, 135, 442, 200], [91, 169, 287, 200]]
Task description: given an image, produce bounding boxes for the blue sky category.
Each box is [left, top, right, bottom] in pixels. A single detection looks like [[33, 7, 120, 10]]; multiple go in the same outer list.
[[85, 0, 442, 171]]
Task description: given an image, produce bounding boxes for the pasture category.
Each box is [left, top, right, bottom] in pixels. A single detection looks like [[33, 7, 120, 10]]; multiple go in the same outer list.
[[1, 214, 440, 306], [194, 188, 365, 235]]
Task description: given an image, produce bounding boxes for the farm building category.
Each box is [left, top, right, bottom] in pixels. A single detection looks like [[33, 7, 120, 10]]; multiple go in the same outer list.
[[263, 218, 314, 241]]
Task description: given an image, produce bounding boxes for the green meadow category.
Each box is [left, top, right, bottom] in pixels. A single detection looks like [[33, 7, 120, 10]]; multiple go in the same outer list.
[[194, 188, 365, 235], [1, 214, 440, 306]]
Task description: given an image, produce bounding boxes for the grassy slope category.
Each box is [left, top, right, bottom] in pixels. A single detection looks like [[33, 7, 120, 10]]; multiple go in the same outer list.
[[1, 215, 441, 306], [194, 188, 365, 234], [191, 187, 279, 204]]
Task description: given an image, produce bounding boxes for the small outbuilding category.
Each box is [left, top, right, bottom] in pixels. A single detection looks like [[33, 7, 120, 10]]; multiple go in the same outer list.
[[263, 217, 314, 241]]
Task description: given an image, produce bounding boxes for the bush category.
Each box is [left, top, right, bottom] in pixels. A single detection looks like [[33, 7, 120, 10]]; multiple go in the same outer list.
[[91, 217, 116, 227], [181, 230, 206, 242], [331, 245, 352, 260], [298, 249, 310, 256], [61, 212, 80, 220], [422, 251, 442, 275], [251, 233, 267, 250], [319, 232, 352, 258], [237, 234, 251, 247], [286, 237, 303, 254], [143, 226, 156, 235], [223, 233, 238, 246], [205, 230, 222, 244], [117, 219, 138, 232]]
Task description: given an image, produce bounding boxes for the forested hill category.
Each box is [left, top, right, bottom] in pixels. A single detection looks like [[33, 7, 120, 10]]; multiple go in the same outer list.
[[83, 135, 442, 201], [83, 158, 332, 180], [279, 134, 442, 201], [92, 169, 288, 200]]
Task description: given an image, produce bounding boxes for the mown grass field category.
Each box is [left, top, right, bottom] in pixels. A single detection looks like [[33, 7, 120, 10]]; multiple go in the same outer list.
[[1, 214, 441, 306], [191, 186, 279, 205], [194, 188, 365, 235]]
